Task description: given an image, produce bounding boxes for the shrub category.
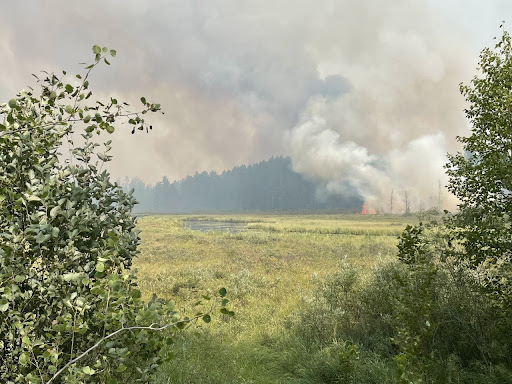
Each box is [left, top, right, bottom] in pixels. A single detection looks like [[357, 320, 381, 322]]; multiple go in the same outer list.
[[290, 227, 512, 382], [0, 46, 226, 383]]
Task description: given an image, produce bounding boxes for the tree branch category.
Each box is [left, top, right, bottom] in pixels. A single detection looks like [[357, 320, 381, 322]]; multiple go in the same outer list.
[[0, 111, 148, 139], [45, 314, 203, 384]]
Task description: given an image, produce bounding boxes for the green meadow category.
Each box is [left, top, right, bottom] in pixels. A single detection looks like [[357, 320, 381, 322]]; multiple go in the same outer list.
[[134, 214, 417, 383]]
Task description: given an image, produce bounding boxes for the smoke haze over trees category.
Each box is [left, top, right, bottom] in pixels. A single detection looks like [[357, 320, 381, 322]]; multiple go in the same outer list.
[[2, 1, 511, 212], [122, 157, 363, 213]]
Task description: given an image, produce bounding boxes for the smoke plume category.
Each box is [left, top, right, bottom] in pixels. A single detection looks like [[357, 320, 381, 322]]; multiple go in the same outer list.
[[0, 0, 505, 211], [286, 1, 475, 211]]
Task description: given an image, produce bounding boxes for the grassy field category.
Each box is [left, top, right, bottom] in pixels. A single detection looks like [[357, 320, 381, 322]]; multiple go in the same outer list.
[[133, 214, 417, 383]]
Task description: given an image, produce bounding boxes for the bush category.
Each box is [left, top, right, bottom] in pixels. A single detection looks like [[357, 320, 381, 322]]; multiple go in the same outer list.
[[0, 46, 225, 383], [290, 227, 512, 382]]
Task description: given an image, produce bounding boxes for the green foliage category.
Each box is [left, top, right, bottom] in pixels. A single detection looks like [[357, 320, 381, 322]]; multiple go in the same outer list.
[[291, 250, 512, 383], [429, 29, 512, 327], [382, 26, 512, 381], [445, 28, 512, 274], [143, 213, 511, 383], [444, 25, 512, 356], [447, 30, 512, 215], [0, 47, 228, 383], [135, 214, 404, 383]]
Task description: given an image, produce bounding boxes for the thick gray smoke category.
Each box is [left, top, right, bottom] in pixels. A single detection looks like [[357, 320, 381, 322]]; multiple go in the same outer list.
[[0, 0, 506, 211], [285, 1, 476, 211], [289, 117, 450, 211]]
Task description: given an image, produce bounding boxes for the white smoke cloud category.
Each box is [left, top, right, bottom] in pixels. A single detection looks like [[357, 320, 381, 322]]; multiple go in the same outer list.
[[285, 1, 478, 211], [288, 117, 388, 202], [0, 0, 507, 207], [288, 116, 455, 211]]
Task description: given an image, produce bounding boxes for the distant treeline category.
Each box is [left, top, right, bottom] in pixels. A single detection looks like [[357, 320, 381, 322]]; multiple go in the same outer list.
[[120, 156, 363, 213]]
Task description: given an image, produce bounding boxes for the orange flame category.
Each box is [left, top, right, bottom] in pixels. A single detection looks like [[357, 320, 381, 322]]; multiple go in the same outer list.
[[361, 203, 376, 215]]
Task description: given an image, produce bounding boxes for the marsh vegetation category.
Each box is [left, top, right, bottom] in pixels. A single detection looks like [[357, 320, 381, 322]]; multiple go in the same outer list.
[[135, 214, 414, 383], [134, 213, 512, 383]]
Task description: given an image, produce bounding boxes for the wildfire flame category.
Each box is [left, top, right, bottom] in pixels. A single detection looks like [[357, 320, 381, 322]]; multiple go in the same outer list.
[[361, 203, 376, 215]]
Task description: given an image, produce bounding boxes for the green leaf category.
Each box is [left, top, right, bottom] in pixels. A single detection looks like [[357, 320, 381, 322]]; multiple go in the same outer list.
[[202, 314, 211, 323], [84, 114, 91, 123], [19, 352, 29, 366], [96, 262, 105, 272], [106, 125, 115, 134], [63, 272, 82, 282], [27, 194, 41, 202], [140, 96, 147, 105], [104, 58, 110, 65], [26, 373, 39, 383], [116, 364, 127, 373], [110, 49, 117, 57], [65, 105, 74, 114], [219, 287, 227, 297], [92, 45, 101, 54], [50, 205, 61, 218], [166, 300, 176, 311], [36, 233, 52, 244], [65, 84, 73, 93], [8, 99, 17, 108], [83, 366, 96, 375], [14, 275, 25, 283], [0, 300, 9, 312], [220, 308, 235, 316], [98, 153, 110, 161]]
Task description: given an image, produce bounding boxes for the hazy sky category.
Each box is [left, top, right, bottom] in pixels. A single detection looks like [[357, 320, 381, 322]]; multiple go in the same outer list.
[[1, 1, 511, 208]]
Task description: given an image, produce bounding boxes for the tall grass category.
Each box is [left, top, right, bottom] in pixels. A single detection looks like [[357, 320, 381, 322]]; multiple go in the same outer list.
[[134, 214, 407, 383]]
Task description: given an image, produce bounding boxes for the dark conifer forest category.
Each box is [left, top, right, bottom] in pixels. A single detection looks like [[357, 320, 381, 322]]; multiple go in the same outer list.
[[121, 157, 363, 213]]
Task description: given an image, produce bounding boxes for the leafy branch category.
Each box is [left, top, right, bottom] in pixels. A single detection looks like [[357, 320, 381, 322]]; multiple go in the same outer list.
[[0, 44, 162, 140], [0, 45, 234, 383], [46, 314, 203, 384]]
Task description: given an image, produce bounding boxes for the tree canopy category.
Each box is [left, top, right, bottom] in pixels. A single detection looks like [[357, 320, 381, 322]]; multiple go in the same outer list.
[[445, 28, 512, 271], [123, 157, 364, 213], [446, 29, 512, 215]]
